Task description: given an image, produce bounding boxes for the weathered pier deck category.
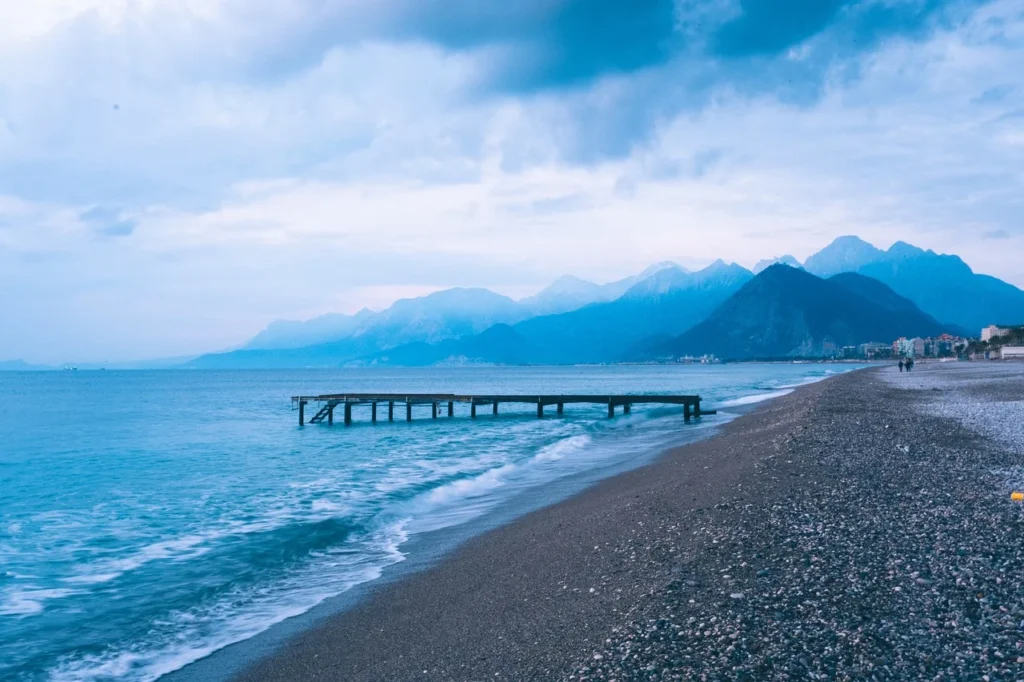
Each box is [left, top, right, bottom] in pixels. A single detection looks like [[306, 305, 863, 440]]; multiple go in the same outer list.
[[292, 393, 715, 426]]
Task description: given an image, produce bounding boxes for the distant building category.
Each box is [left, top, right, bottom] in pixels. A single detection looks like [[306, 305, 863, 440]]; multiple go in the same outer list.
[[1002, 347, 1024, 360], [893, 337, 922, 358], [821, 337, 838, 358], [677, 355, 719, 364], [922, 334, 968, 358], [859, 342, 891, 360], [982, 325, 1010, 342]]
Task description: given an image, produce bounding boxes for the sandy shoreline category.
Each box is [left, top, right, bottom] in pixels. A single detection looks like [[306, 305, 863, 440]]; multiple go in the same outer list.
[[231, 363, 1023, 681]]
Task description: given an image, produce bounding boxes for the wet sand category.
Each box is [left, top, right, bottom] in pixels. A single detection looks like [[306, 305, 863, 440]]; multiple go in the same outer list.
[[235, 364, 1024, 681]]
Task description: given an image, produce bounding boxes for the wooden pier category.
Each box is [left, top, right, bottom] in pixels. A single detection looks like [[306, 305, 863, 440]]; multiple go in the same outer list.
[[292, 393, 715, 426]]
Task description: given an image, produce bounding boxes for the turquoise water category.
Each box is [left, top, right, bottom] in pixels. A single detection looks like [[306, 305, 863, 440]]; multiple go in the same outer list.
[[0, 364, 851, 681]]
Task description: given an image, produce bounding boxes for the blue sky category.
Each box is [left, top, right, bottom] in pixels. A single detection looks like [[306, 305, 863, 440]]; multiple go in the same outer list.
[[1, 0, 1022, 363]]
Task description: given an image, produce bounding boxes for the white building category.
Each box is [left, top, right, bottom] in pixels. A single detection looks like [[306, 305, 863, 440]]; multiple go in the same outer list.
[[982, 325, 1010, 342], [1001, 347, 1024, 360]]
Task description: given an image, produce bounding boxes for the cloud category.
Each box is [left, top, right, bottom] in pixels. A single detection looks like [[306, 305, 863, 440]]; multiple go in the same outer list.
[[1, 0, 1023, 364], [81, 206, 136, 237]]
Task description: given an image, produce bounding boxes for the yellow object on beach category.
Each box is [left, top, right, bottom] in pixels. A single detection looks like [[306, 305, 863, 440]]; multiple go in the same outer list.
[[1012, 492, 1024, 502]]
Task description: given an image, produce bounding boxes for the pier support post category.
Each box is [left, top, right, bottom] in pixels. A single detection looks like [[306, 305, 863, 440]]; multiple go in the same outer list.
[[694, 399, 701, 418], [299, 401, 306, 426], [432, 402, 438, 419], [537, 401, 544, 418], [557, 403, 564, 416], [406, 402, 412, 422], [624, 403, 631, 415], [344, 402, 352, 426], [372, 402, 377, 423], [388, 401, 394, 422], [471, 401, 477, 419], [608, 402, 615, 418], [448, 401, 454, 417], [493, 402, 499, 416], [684, 403, 692, 421], [328, 404, 334, 425]]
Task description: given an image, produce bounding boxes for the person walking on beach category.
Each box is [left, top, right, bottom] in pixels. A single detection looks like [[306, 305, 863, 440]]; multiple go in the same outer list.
[[907, 358, 915, 372], [899, 360, 904, 373]]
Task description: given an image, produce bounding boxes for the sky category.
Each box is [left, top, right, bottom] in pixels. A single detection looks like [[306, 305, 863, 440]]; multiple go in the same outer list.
[[1, 0, 1023, 363]]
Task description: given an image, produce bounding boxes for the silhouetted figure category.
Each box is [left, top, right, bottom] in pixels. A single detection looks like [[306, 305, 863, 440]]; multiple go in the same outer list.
[[899, 360, 904, 373], [907, 358, 915, 372]]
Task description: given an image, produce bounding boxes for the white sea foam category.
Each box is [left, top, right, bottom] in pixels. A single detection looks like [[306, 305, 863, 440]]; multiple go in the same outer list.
[[421, 464, 517, 506], [62, 573, 122, 585], [717, 389, 793, 408], [0, 587, 77, 616], [533, 434, 592, 462], [310, 499, 349, 514]]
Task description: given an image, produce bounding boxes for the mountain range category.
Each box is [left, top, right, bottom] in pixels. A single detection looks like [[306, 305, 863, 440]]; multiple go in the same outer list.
[[6, 236, 1021, 370], [182, 236, 1022, 368]]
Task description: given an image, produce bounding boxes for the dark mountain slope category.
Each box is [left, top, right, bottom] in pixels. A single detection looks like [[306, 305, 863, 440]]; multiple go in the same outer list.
[[650, 265, 952, 360]]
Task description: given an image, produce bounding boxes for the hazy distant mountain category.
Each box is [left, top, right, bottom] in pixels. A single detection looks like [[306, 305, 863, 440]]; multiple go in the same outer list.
[[359, 261, 753, 366], [0, 359, 54, 371], [753, 255, 802, 274], [240, 288, 525, 355], [222, 263, 688, 363], [519, 263, 681, 316], [619, 263, 695, 298], [648, 265, 951, 360], [804, 236, 1024, 331], [803, 236, 885, 277], [352, 325, 539, 367], [360, 288, 524, 345], [519, 275, 609, 317], [246, 309, 375, 350]]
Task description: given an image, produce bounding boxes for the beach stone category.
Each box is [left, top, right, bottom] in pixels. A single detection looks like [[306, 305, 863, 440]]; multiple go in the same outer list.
[[564, 364, 1024, 682]]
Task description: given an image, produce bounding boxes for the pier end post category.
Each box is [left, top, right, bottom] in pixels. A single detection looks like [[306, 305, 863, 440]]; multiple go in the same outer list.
[[372, 402, 377, 423], [344, 402, 352, 426], [299, 400, 306, 426], [328, 404, 334, 426], [684, 402, 692, 421], [694, 398, 701, 418]]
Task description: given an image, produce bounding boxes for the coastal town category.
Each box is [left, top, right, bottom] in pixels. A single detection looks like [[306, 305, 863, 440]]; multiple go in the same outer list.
[[876, 324, 1024, 361], [675, 324, 1024, 363]]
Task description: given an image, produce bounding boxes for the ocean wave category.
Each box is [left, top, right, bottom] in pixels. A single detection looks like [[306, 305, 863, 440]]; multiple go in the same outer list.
[[47, 519, 408, 682]]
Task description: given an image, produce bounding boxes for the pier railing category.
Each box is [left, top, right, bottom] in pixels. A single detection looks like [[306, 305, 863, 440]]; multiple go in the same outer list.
[[290, 393, 714, 426]]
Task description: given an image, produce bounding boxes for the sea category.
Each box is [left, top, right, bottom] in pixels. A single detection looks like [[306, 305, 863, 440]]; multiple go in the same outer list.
[[0, 364, 854, 681]]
